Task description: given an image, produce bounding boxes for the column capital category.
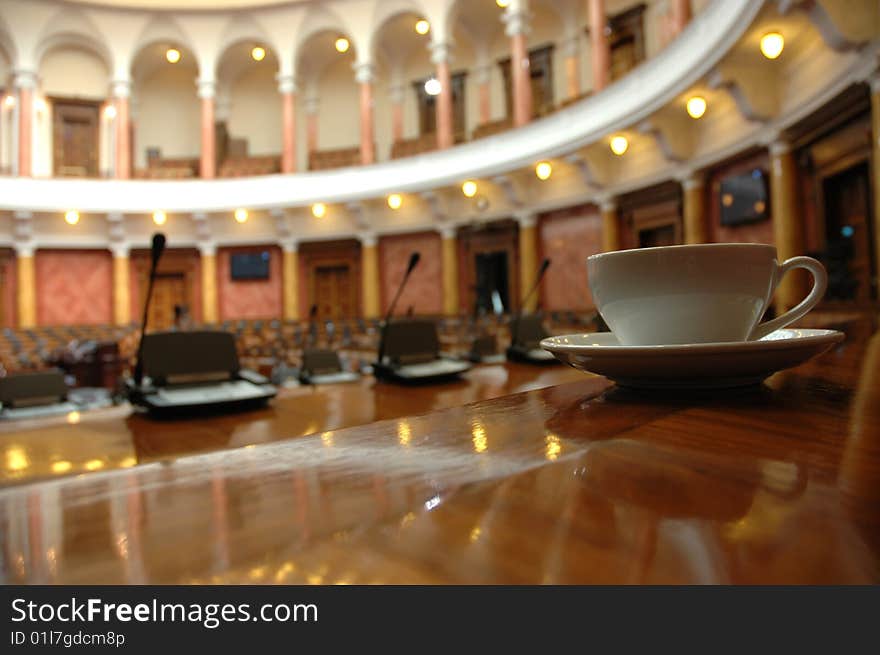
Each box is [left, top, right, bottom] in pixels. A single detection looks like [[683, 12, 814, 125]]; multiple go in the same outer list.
[[597, 195, 617, 212], [110, 243, 130, 258], [868, 70, 880, 94], [439, 225, 457, 240], [388, 83, 405, 105], [503, 9, 531, 37], [281, 240, 298, 253], [304, 96, 320, 115], [678, 170, 704, 189], [473, 62, 492, 85], [429, 41, 453, 65], [560, 35, 580, 58], [12, 69, 38, 89], [359, 232, 378, 248], [768, 138, 791, 157], [514, 212, 536, 229], [197, 79, 216, 99], [111, 79, 132, 98], [277, 73, 297, 95], [353, 62, 376, 84], [198, 242, 217, 257], [14, 242, 35, 258]]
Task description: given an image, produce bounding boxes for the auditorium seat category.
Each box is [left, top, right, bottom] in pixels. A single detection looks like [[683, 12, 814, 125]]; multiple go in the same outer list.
[[308, 146, 364, 170]]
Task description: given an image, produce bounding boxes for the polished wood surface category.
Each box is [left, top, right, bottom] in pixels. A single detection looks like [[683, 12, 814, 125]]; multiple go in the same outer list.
[[1, 318, 878, 584]]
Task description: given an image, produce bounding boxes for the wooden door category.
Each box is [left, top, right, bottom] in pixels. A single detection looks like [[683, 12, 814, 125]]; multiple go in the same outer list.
[[311, 264, 354, 319], [147, 274, 187, 331], [51, 99, 100, 177]]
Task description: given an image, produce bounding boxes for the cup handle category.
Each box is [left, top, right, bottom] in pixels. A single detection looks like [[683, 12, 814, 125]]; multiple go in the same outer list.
[[749, 256, 828, 341]]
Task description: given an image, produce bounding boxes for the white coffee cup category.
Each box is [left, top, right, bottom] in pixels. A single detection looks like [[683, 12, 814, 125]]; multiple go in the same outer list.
[[587, 243, 827, 346]]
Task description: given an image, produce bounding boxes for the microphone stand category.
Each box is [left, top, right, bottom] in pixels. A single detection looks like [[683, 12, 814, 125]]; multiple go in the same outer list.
[[510, 258, 551, 350], [376, 252, 420, 366], [132, 233, 167, 388]]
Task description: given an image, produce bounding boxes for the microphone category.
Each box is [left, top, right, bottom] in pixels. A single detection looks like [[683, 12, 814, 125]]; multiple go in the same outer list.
[[377, 251, 421, 365], [510, 258, 551, 349], [132, 233, 167, 386], [308, 304, 318, 347]]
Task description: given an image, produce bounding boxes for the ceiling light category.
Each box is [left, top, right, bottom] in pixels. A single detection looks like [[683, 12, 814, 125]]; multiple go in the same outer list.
[[496, 0, 510, 7], [152, 210, 167, 226], [686, 96, 707, 119], [535, 161, 552, 180], [415, 19, 430, 35], [424, 78, 441, 96], [84, 459, 105, 471], [65, 210, 80, 225], [3, 95, 15, 108], [166, 48, 181, 64], [760, 32, 784, 59], [462, 181, 478, 198], [387, 194, 402, 210], [312, 203, 327, 218], [610, 135, 628, 156], [104, 105, 117, 119], [251, 46, 266, 62], [51, 460, 72, 474], [335, 37, 350, 54], [234, 208, 248, 223]]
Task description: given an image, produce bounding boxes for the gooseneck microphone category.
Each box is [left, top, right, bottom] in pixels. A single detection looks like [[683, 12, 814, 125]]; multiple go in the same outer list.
[[132, 233, 167, 386], [510, 258, 551, 349], [377, 251, 420, 365]]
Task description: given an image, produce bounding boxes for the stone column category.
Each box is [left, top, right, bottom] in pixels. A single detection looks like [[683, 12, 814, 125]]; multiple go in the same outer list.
[[474, 63, 492, 125], [112, 80, 132, 179], [681, 173, 708, 244], [517, 214, 539, 312], [389, 83, 405, 143], [431, 42, 454, 149], [600, 198, 620, 252], [16, 245, 36, 328], [354, 63, 376, 165], [198, 80, 216, 179], [670, 0, 692, 37], [305, 96, 319, 155], [112, 244, 131, 326], [440, 227, 459, 316], [588, 0, 610, 92], [282, 241, 299, 321], [505, 7, 533, 126], [200, 243, 218, 324], [360, 234, 380, 318], [13, 70, 37, 177], [278, 75, 297, 174], [562, 36, 580, 100], [769, 138, 807, 310]]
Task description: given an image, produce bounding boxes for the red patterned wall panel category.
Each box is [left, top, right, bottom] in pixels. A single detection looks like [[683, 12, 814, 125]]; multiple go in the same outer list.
[[539, 206, 603, 310], [36, 250, 112, 326], [217, 245, 282, 320], [379, 232, 442, 315]]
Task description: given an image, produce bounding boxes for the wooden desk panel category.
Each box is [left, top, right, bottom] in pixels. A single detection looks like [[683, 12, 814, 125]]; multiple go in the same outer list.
[[1, 319, 878, 584]]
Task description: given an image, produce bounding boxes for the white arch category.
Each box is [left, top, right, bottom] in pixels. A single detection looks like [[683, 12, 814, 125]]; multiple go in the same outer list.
[[33, 8, 114, 74], [214, 14, 279, 79]]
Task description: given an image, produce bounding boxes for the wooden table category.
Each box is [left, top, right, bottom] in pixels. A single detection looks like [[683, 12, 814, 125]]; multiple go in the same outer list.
[[1, 318, 878, 584]]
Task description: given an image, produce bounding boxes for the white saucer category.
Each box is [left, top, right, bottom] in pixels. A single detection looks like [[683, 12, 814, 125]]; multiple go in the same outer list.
[[540, 328, 844, 389]]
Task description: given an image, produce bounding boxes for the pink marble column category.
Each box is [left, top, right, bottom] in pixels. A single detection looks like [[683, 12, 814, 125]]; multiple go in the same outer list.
[[670, 0, 692, 36], [475, 64, 492, 124], [562, 38, 580, 99], [390, 85, 404, 143], [14, 71, 36, 177], [112, 80, 131, 179], [505, 11, 532, 127], [431, 43, 454, 150], [198, 80, 216, 179], [588, 0, 610, 92], [279, 75, 297, 173], [355, 63, 375, 165]]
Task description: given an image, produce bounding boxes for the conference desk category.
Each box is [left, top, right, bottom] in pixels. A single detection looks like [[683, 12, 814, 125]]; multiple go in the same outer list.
[[1, 317, 878, 584]]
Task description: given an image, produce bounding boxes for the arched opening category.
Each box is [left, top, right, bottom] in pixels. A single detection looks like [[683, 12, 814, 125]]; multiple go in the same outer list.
[[131, 42, 200, 177], [295, 29, 358, 170], [215, 41, 281, 176]]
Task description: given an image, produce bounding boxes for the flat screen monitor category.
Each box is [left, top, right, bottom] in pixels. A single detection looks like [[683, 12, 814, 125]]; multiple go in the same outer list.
[[720, 169, 769, 226], [230, 251, 270, 280]]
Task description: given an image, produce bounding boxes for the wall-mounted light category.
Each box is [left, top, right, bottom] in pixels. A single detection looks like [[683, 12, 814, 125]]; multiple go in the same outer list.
[[496, 0, 510, 7], [251, 46, 266, 62], [462, 181, 478, 198], [311, 203, 327, 218], [3, 95, 15, 108], [35, 98, 48, 114], [387, 194, 402, 210], [424, 78, 441, 96], [64, 210, 80, 225], [686, 96, 707, 119], [234, 208, 248, 223], [166, 48, 181, 64], [415, 19, 430, 35], [535, 161, 552, 180], [104, 104, 117, 119], [610, 135, 629, 156], [152, 210, 167, 226], [760, 32, 784, 59], [335, 37, 350, 54]]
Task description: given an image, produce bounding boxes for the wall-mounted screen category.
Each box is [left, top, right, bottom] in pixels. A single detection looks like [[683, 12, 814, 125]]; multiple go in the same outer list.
[[230, 251, 270, 280], [720, 169, 769, 226]]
